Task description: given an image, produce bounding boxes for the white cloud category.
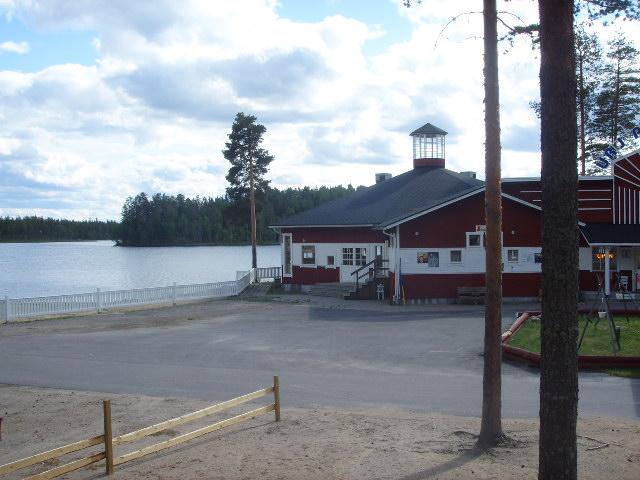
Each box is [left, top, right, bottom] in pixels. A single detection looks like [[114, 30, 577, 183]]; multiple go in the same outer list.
[[0, 40, 29, 53], [1, 0, 635, 220]]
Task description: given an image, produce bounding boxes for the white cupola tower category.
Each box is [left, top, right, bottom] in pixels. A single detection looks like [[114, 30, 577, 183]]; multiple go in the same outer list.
[[410, 123, 447, 168]]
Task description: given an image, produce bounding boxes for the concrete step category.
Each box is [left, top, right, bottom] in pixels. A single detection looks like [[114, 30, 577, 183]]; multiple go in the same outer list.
[[307, 283, 356, 298], [239, 282, 272, 297]]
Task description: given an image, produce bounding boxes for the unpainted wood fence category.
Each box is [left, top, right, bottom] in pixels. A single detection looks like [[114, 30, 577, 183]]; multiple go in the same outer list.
[[0, 377, 281, 479], [2, 267, 282, 322]]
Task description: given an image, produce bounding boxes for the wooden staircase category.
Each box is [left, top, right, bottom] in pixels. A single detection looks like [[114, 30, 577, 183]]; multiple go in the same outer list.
[[344, 258, 390, 300]]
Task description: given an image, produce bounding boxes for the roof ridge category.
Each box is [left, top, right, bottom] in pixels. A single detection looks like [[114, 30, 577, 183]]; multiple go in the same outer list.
[[441, 168, 485, 187]]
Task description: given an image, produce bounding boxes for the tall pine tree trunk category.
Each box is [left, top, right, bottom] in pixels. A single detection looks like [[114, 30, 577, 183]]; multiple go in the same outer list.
[[611, 64, 621, 144], [479, 0, 503, 446], [538, 1, 579, 479], [578, 58, 586, 175], [249, 162, 258, 270]]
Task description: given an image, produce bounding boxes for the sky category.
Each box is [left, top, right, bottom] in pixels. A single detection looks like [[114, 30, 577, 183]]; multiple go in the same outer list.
[[0, 0, 639, 221]]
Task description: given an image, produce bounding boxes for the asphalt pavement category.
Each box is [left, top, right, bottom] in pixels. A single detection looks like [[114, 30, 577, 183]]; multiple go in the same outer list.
[[0, 298, 638, 418]]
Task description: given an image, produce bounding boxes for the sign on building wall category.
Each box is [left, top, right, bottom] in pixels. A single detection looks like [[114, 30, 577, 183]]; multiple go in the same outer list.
[[594, 125, 640, 170]]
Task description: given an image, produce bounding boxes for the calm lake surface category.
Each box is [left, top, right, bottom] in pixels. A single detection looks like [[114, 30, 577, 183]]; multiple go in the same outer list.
[[0, 241, 280, 298]]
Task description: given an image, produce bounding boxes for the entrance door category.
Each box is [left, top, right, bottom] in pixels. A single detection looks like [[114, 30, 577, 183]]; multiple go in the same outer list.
[[375, 245, 383, 268]]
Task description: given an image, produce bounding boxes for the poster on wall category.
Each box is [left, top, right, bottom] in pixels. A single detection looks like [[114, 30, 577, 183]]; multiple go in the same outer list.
[[417, 252, 439, 267]]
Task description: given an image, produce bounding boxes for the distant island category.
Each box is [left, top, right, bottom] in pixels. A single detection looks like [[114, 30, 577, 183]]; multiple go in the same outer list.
[[0, 185, 362, 246], [0, 217, 119, 243]]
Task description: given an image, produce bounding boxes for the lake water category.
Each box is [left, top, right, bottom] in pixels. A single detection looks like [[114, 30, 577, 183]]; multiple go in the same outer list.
[[0, 241, 281, 298]]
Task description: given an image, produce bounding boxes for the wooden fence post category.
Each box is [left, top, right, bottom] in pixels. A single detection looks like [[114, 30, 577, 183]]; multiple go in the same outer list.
[[96, 288, 102, 314], [3, 295, 8, 323], [273, 376, 281, 421], [103, 400, 114, 475]]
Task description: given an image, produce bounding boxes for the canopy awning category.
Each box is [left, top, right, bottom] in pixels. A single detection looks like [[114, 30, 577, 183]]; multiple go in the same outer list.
[[580, 224, 640, 246]]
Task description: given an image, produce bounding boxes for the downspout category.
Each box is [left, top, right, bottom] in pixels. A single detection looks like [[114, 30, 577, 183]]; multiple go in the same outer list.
[[395, 225, 401, 303]]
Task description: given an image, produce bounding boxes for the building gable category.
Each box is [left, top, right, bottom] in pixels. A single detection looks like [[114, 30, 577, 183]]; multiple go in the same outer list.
[[397, 191, 541, 248]]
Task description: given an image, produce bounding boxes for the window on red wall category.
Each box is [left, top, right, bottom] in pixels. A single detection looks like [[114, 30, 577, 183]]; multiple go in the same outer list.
[[302, 245, 315, 265]]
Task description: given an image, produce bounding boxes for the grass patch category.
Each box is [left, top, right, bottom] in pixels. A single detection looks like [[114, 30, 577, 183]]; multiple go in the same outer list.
[[605, 367, 640, 378], [509, 316, 640, 357]]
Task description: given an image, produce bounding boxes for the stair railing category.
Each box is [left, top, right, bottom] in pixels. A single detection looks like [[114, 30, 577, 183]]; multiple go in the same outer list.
[[350, 258, 389, 291]]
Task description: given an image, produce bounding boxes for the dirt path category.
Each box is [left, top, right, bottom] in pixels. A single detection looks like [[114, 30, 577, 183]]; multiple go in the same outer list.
[[1, 385, 638, 479]]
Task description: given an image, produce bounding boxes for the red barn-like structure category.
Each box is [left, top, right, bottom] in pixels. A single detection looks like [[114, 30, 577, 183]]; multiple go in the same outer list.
[[271, 123, 640, 303]]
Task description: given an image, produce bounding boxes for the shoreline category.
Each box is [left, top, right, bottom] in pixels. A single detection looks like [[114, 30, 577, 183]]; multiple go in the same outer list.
[[0, 239, 279, 247]]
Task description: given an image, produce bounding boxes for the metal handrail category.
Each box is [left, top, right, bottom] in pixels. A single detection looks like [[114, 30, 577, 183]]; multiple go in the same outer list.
[[350, 258, 377, 277], [350, 258, 389, 289]]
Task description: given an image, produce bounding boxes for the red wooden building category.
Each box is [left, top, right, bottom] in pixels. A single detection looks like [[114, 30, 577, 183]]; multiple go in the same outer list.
[[271, 123, 640, 302]]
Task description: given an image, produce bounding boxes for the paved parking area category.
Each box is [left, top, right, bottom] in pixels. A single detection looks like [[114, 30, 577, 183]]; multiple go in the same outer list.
[[0, 297, 638, 418]]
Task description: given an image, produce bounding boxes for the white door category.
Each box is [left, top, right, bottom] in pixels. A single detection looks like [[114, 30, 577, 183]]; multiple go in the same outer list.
[[339, 246, 368, 283]]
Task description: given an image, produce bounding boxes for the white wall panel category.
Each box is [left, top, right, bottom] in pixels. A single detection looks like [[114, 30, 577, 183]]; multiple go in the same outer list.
[[398, 246, 542, 274]]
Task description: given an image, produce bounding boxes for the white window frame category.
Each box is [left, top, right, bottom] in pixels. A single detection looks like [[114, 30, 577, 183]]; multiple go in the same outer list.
[[282, 233, 292, 277], [466, 232, 484, 248], [507, 249, 519, 263], [342, 247, 354, 266], [301, 245, 316, 266], [449, 249, 463, 264], [354, 247, 367, 266]]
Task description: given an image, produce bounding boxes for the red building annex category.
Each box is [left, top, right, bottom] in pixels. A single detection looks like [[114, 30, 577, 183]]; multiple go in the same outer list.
[[271, 123, 640, 303]]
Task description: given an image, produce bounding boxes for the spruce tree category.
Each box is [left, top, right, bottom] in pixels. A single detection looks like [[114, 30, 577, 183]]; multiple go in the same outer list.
[[223, 113, 274, 269]]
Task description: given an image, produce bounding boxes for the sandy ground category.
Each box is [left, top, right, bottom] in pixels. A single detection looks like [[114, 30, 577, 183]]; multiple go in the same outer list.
[[1, 385, 638, 480]]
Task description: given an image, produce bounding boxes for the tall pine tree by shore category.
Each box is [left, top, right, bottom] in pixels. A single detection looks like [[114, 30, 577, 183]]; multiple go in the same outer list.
[[223, 113, 274, 269]]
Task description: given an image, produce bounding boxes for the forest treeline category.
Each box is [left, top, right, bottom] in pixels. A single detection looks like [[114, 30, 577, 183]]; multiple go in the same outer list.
[[0, 185, 361, 245], [118, 185, 362, 246], [0, 216, 119, 242]]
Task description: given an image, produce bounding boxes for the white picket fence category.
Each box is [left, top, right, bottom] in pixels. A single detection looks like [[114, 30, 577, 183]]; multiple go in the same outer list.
[[1, 267, 282, 322]]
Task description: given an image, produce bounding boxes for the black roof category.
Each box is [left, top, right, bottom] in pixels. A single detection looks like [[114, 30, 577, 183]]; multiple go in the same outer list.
[[271, 167, 484, 229], [580, 224, 640, 245], [410, 123, 448, 136]]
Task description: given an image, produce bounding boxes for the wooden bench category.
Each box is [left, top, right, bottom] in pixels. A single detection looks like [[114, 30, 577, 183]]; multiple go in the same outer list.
[[457, 287, 486, 305]]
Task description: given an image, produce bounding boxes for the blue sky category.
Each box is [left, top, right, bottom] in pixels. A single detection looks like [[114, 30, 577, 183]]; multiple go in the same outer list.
[[1, 0, 412, 70], [0, 0, 638, 220], [278, 0, 413, 55], [0, 16, 96, 70]]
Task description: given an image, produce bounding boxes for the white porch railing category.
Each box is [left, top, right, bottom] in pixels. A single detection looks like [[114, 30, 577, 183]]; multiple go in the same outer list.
[[256, 266, 282, 280], [1, 266, 281, 322]]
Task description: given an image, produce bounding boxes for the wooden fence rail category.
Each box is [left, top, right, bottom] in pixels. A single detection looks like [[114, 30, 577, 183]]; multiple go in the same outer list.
[[0, 377, 281, 479]]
